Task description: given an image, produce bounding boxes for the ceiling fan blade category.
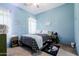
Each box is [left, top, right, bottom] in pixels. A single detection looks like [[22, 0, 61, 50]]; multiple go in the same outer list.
[[23, 3, 40, 8], [23, 3, 32, 6]]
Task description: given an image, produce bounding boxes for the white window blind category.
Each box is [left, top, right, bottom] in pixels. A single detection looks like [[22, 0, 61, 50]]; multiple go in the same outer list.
[[28, 17, 36, 34]]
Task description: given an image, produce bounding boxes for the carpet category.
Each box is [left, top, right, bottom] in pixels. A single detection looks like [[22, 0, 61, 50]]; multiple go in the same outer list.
[[7, 46, 76, 56], [7, 47, 50, 56]]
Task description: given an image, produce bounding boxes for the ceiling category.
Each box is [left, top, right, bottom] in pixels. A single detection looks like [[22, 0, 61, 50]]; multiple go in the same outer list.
[[12, 3, 64, 15]]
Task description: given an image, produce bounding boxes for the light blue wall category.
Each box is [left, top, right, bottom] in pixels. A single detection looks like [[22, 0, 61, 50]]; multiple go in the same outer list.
[[11, 7, 35, 36], [74, 4, 79, 55], [36, 4, 74, 45]]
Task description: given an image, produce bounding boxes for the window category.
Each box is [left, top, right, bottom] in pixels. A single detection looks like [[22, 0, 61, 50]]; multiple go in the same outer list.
[[28, 17, 36, 34], [0, 10, 4, 24], [0, 9, 12, 35]]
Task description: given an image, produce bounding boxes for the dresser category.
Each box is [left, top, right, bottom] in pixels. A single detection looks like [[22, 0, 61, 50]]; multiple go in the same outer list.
[[0, 34, 6, 56]]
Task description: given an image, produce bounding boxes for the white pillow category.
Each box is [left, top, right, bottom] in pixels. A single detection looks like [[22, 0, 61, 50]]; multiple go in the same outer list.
[[41, 30, 48, 34], [36, 30, 41, 34]]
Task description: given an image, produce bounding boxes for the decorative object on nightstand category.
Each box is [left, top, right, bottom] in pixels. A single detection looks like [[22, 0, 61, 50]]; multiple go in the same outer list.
[[10, 36, 19, 48], [51, 32, 60, 44]]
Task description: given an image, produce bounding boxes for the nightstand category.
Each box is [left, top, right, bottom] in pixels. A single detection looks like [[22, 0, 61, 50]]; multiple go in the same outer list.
[[10, 36, 19, 47]]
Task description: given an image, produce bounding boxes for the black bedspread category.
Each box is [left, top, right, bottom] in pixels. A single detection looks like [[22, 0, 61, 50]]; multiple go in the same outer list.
[[20, 34, 51, 51]]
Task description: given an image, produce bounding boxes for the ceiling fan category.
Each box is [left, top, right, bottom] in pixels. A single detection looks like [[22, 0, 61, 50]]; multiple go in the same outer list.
[[23, 3, 40, 8]]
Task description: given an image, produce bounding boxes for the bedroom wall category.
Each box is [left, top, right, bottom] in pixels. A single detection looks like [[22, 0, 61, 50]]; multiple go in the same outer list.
[[11, 7, 35, 36], [74, 4, 79, 55], [36, 4, 75, 45]]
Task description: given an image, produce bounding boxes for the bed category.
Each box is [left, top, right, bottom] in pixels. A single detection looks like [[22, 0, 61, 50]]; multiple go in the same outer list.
[[20, 34, 53, 52]]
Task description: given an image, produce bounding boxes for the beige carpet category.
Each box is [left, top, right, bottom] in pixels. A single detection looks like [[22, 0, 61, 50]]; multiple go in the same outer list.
[[57, 48, 76, 56], [7, 47, 76, 56], [7, 47, 50, 56]]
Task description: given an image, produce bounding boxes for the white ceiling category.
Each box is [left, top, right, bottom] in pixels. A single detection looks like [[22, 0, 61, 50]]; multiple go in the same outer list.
[[12, 3, 64, 15]]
